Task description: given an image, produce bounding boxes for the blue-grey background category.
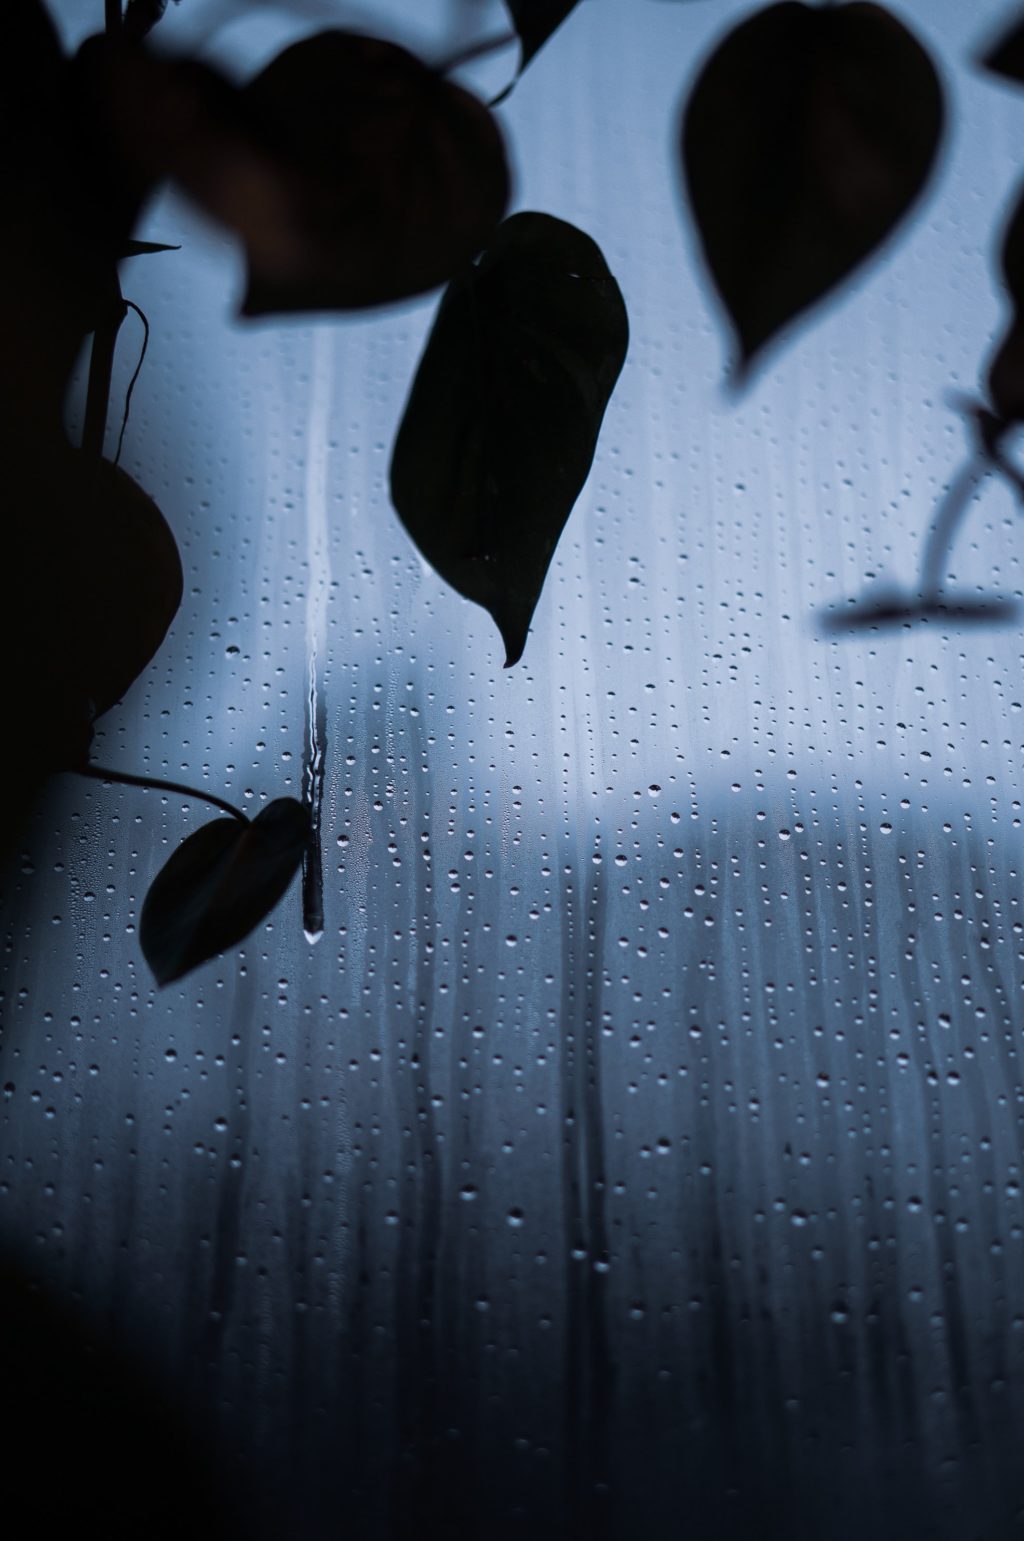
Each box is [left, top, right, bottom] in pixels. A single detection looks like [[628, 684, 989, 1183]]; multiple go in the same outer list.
[[3, 1, 1024, 1535]]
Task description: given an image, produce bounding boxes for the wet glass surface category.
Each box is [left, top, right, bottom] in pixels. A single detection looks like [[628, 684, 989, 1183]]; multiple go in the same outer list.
[[4, 2, 1024, 1535]]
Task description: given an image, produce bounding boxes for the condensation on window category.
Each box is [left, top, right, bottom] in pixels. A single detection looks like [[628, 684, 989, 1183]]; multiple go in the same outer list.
[[2, 2, 1023, 1536]]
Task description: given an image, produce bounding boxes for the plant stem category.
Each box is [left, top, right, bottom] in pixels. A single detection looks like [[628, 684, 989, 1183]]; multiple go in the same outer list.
[[76, 764, 248, 823], [436, 30, 517, 75], [918, 454, 990, 604]]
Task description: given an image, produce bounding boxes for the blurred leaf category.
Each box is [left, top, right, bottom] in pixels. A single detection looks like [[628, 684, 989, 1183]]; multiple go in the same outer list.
[[986, 184, 1024, 420], [98, 32, 509, 315], [987, 321, 1024, 422], [682, 1, 943, 378], [124, 0, 177, 42], [2, 447, 183, 775], [240, 32, 510, 313], [141, 799, 309, 984], [981, 13, 1024, 84], [389, 211, 628, 666], [998, 178, 1024, 304]]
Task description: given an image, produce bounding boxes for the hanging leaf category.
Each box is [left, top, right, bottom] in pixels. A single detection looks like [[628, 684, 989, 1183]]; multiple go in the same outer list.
[[389, 211, 628, 666], [682, 1, 943, 378], [141, 799, 309, 985], [493, 1, 580, 99], [981, 13, 1024, 85], [96, 32, 509, 315], [240, 32, 509, 313]]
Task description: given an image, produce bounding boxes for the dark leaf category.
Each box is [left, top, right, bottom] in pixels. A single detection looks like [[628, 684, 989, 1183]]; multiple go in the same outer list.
[[240, 32, 510, 313], [998, 179, 1024, 304], [389, 211, 628, 666], [2, 447, 183, 775], [987, 321, 1024, 422], [498, 1, 580, 92], [124, 0, 177, 42], [140, 799, 309, 984], [981, 13, 1024, 85], [985, 185, 1024, 420], [682, 1, 943, 377], [99, 33, 509, 315]]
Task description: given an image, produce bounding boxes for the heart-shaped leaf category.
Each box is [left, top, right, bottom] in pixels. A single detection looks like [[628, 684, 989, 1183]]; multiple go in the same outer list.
[[97, 32, 509, 316], [239, 32, 509, 314], [389, 211, 628, 666], [141, 799, 309, 985], [682, 1, 943, 378], [981, 13, 1024, 85]]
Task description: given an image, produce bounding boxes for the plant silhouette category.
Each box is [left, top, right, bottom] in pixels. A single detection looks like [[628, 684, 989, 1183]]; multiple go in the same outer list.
[[3, 0, 1021, 980]]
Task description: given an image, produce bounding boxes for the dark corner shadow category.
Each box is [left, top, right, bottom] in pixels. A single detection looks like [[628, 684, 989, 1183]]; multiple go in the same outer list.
[[4, 747, 1024, 1541], [0, 1243, 244, 1538]]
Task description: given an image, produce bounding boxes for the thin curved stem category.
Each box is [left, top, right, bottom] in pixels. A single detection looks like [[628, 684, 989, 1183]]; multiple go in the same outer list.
[[114, 300, 150, 467], [435, 30, 517, 74], [917, 454, 991, 604], [76, 764, 248, 823]]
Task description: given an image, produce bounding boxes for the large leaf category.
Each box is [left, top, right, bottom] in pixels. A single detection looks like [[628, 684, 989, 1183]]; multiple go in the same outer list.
[[96, 32, 509, 315], [141, 799, 309, 985], [682, 1, 943, 377], [0, 8, 109, 434], [389, 211, 628, 666], [2, 447, 182, 775]]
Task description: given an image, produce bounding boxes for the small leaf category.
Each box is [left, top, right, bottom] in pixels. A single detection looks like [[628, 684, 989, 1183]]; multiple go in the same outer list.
[[981, 13, 1024, 85], [682, 1, 943, 377], [389, 211, 628, 666], [141, 799, 309, 985]]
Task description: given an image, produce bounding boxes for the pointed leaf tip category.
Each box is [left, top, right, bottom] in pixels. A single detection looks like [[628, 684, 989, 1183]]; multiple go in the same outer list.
[[389, 212, 628, 666], [503, 1, 581, 77], [682, 1, 943, 375], [141, 797, 309, 984]]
